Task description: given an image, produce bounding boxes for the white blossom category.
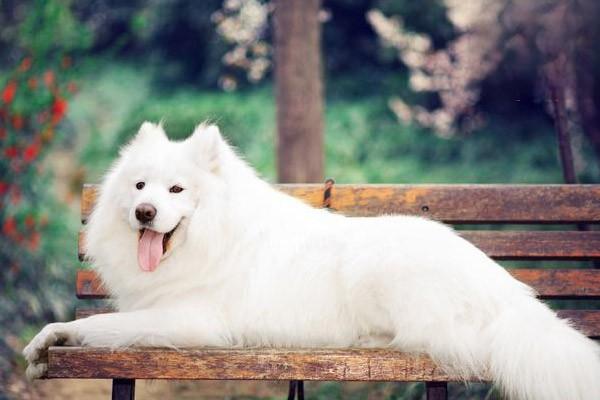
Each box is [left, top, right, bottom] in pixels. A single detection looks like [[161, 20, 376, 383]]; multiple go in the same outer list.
[[213, 0, 272, 88], [368, 2, 504, 136]]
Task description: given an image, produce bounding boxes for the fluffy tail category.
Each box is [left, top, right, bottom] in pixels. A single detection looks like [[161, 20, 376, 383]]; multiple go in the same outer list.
[[488, 299, 600, 400]]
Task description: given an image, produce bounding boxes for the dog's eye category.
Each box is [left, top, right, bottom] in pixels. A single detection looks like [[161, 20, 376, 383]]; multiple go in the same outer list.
[[169, 185, 184, 194], [135, 182, 145, 190]]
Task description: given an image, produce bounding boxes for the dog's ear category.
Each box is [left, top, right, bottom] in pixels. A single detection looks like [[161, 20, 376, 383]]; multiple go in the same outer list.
[[187, 123, 223, 172], [132, 121, 167, 144], [119, 122, 167, 156]]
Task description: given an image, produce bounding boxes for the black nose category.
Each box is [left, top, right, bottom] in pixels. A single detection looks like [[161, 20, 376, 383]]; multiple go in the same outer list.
[[135, 203, 156, 224]]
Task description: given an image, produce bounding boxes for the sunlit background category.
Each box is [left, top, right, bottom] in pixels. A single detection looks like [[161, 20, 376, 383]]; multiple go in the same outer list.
[[2, 0, 600, 398]]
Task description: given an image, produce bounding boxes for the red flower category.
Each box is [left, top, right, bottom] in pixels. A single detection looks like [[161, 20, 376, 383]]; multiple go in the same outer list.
[[10, 187, 21, 205], [0, 181, 7, 195], [51, 97, 68, 124], [14, 233, 24, 244], [12, 114, 24, 130], [43, 70, 55, 87], [67, 82, 77, 93], [62, 56, 72, 69], [19, 57, 32, 72], [23, 141, 40, 162], [25, 215, 35, 228], [3, 217, 17, 237], [28, 77, 38, 89], [4, 147, 18, 159], [28, 231, 41, 251], [2, 81, 17, 104]]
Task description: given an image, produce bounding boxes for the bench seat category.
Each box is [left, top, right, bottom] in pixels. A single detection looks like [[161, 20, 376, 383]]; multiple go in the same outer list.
[[47, 347, 478, 382], [44, 183, 600, 399]]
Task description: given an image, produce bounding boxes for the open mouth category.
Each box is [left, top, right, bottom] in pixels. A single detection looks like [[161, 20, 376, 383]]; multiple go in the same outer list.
[[138, 225, 178, 254], [137, 223, 179, 272]]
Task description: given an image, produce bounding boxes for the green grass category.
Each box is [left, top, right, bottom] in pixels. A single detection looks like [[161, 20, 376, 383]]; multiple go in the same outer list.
[[71, 62, 595, 188]]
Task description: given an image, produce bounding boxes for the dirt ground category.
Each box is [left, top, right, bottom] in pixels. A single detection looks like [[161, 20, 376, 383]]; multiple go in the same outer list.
[[7, 377, 291, 399], [4, 372, 405, 400]]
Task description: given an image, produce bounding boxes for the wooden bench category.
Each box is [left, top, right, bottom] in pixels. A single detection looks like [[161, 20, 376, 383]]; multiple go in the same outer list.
[[45, 183, 600, 400]]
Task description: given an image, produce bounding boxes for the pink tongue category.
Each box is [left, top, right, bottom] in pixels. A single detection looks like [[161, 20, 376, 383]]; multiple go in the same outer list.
[[138, 229, 165, 272]]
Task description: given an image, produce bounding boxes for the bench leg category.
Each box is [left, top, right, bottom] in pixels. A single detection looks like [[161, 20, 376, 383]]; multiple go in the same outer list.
[[287, 380, 304, 400], [112, 378, 135, 400], [287, 380, 297, 400], [426, 381, 447, 400]]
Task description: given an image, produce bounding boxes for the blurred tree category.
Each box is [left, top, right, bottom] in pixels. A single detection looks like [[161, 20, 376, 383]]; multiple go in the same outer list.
[[571, 0, 600, 167], [368, 0, 600, 173], [274, 0, 324, 183]]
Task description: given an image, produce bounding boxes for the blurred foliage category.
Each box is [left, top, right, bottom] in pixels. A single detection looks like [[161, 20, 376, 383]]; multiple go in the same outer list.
[[0, 0, 89, 381], [74, 67, 593, 187]]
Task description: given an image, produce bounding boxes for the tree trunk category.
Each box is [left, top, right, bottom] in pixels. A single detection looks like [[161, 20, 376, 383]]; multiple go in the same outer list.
[[573, 6, 600, 161], [544, 54, 577, 184], [274, 0, 324, 183]]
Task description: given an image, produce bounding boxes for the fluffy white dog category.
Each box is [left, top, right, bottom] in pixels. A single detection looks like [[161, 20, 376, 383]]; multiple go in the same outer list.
[[24, 122, 600, 399]]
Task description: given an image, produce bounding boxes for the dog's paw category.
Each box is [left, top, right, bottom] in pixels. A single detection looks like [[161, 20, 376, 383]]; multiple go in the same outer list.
[[22, 322, 74, 380], [25, 362, 47, 380]]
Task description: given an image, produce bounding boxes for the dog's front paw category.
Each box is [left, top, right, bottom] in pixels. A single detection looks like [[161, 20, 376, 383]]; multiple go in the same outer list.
[[22, 322, 75, 380]]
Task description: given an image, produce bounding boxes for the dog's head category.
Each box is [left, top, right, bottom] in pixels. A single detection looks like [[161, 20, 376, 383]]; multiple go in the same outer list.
[[90, 121, 224, 272]]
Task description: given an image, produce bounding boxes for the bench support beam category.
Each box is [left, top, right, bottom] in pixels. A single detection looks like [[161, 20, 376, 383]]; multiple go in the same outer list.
[[426, 381, 448, 400], [112, 378, 135, 400]]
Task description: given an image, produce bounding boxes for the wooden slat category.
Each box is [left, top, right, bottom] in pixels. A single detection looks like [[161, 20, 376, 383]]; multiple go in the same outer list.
[[76, 270, 106, 299], [47, 347, 471, 381], [77, 230, 600, 261], [74, 307, 600, 338], [462, 231, 600, 260], [509, 269, 600, 299], [76, 269, 600, 300], [557, 310, 600, 338], [81, 184, 600, 223], [75, 306, 112, 319]]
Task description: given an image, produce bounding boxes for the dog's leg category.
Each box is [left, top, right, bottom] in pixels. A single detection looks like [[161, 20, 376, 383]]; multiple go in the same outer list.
[[23, 305, 228, 379]]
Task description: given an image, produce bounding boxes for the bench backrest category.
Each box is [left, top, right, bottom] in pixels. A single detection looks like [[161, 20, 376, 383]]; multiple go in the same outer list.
[[75, 183, 600, 337]]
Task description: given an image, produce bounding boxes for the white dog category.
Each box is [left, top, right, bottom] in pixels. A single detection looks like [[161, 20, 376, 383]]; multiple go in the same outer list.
[[24, 122, 600, 399]]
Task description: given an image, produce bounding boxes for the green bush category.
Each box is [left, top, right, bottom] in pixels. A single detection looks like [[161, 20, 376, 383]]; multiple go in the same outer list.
[[0, 0, 89, 380]]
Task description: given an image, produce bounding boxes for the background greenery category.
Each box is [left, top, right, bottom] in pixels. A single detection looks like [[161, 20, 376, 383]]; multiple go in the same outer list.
[[1, 0, 599, 398]]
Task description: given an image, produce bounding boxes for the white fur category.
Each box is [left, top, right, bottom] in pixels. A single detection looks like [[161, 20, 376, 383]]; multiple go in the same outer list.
[[24, 122, 600, 399]]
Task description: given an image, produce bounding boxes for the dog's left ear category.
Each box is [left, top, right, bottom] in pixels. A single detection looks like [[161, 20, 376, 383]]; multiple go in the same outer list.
[[187, 123, 223, 172]]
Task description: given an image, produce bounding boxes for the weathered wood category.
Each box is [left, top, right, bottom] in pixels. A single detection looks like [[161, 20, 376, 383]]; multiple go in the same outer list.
[[462, 231, 600, 260], [75, 269, 600, 300], [75, 306, 113, 319], [426, 381, 448, 400], [73, 307, 600, 338], [76, 270, 107, 299], [509, 269, 600, 299], [112, 378, 135, 400], [557, 310, 600, 338], [80, 184, 600, 223], [47, 347, 475, 381], [77, 230, 600, 261]]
